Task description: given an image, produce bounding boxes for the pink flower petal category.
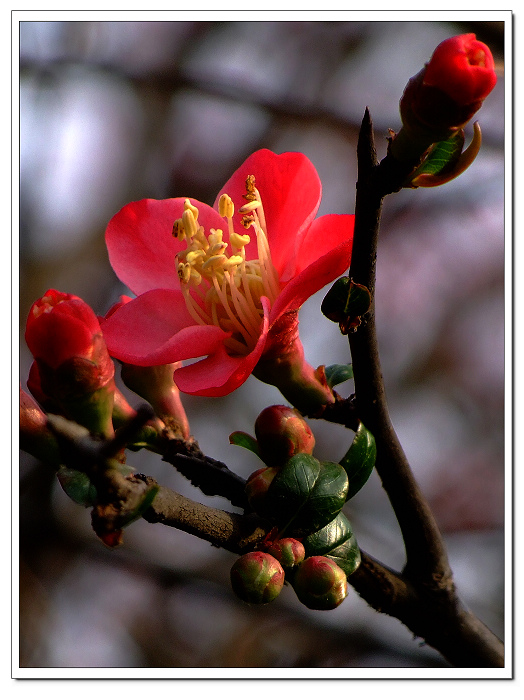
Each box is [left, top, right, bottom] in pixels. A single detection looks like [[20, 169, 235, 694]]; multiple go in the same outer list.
[[293, 214, 354, 278], [214, 150, 322, 278], [101, 288, 229, 366], [106, 198, 225, 295], [173, 298, 270, 396], [269, 236, 353, 325]]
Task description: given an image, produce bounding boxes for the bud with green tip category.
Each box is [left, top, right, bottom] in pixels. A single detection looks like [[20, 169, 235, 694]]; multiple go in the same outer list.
[[292, 556, 348, 610], [265, 538, 305, 570], [230, 552, 285, 604], [254, 404, 315, 467]]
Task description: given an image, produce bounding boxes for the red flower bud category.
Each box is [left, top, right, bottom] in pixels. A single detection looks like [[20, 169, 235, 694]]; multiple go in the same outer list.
[[245, 466, 279, 517], [423, 34, 497, 106], [254, 405, 315, 467], [265, 538, 305, 570], [230, 552, 285, 604], [394, 34, 497, 158], [292, 556, 348, 610], [25, 290, 115, 436]]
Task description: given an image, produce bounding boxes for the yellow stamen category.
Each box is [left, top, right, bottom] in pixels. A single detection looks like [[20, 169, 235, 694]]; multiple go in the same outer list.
[[172, 176, 280, 356]]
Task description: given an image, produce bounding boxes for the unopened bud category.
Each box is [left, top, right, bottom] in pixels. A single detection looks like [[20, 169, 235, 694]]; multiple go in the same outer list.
[[230, 552, 285, 604], [245, 467, 279, 517], [254, 405, 315, 467], [292, 556, 348, 610], [265, 538, 305, 570]]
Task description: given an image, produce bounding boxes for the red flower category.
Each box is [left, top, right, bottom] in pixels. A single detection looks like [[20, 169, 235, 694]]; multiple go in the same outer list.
[[101, 150, 354, 401], [423, 34, 497, 106]]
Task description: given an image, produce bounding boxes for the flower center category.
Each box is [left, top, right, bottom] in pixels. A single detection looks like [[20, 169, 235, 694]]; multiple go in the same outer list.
[[172, 177, 280, 356]]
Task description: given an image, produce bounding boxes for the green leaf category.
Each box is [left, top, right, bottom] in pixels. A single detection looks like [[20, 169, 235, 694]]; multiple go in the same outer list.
[[414, 130, 465, 178], [321, 277, 351, 323], [339, 422, 376, 501], [229, 431, 261, 458], [302, 511, 354, 555], [266, 454, 349, 537], [303, 512, 361, 578], [343, 280, 371, 318], [324, 364, 353, 388], [57, 467, 98, 506], [326, 535, 361, 577]]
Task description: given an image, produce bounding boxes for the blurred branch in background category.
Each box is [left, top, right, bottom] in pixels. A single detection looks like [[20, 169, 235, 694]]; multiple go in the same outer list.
[[19, 18, 505, 669]]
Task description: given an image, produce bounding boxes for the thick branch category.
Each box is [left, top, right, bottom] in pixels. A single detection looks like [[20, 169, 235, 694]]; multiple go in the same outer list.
[[349, 109, 453, 586], [346, 109, 504, 666]]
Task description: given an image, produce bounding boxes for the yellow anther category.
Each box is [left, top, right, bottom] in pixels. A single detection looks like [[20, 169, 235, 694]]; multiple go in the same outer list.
[[189, 269, 202, 286], [172, 219, 185, 240], [210, 242, 228, 256], [184, 198, 199, 219], [186, 250, 206, 265], [241, 214, 255, 229], [238, 200, 261, 214], [230, 232, 251, 249], [177, 262, 191, 284], [208, 228, 224, 247], [202, 254, 227, 270], [218, 194, 235, 219], [182, 209, 198, 239], [223, 255, 244, 270], [244, 175, 257, 201]]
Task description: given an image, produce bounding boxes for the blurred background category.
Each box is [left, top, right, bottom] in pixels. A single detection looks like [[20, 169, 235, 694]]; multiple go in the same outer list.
[[19, 18, 505, 669]]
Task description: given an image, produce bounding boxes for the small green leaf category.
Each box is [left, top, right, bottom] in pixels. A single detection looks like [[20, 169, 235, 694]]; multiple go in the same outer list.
[[303, 512, 354, 555], [321, 277, 351, 323], [303, 512, 361, 577], [57, 467, 98, 506], [413, 130, 465, 178], [343, 280, 371, 319], [229, 431, 261, 458], [339, 422, 376, 501], [266, 454, 348, 537], [324, 364, 354, 388]]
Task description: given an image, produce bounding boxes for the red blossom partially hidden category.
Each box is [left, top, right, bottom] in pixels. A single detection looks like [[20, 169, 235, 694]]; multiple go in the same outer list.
[[26, 290, 106, 370], [101, 150, 354, 399], [25, 290, 115, 435], [423, 33, 497, 106]]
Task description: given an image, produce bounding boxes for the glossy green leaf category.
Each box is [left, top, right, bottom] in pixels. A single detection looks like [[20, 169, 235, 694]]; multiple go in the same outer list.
[[321, 277, 351, 323], [339, 422, 376, 501], [302, 511, 354, 555], [303, 512, 361, 578], [57, 467, 98, 506], [343, 280, 372, 318], [326, 535, 361, 577], [414, 130, 465, 178], [229, 431, 261, 458], [266, 454, 349, 537], [324, 364, 354, 388]]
